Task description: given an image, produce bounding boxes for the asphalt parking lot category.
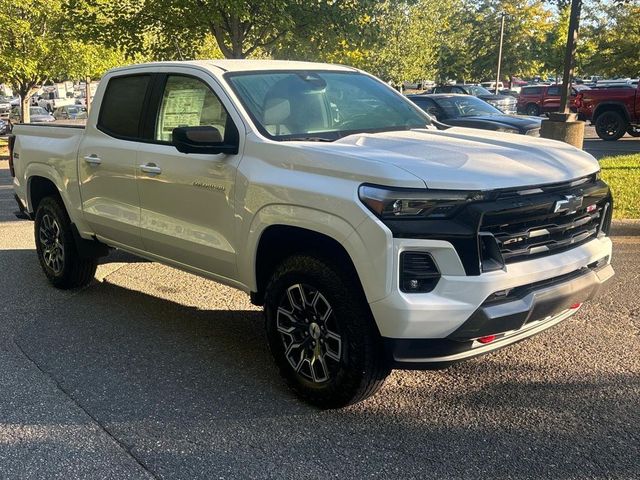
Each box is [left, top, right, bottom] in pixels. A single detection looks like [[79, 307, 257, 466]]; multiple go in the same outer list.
[[0, 154, 639, 479], [583, 126, 640, 159]]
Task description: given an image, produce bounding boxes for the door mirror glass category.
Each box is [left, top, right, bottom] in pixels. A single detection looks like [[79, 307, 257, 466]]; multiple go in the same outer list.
[[172, 125, 238, 155]]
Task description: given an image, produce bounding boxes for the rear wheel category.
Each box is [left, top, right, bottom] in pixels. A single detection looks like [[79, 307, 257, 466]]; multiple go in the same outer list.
[[34, 196, 98, 289], [627, 125, 640, 137], [595, 111, 627, 141], [264, 255, 390, 408], [525, 103, 540, 116]]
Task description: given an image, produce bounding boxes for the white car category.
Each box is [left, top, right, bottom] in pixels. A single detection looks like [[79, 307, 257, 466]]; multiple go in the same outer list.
[[10, 60, 614, 408]]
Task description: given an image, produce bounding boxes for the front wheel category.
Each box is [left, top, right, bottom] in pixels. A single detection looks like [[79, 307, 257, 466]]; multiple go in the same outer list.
[[34, 196, 98, 289], [264, 255, 390, 408], [627, 126, 640, 137], [595, 111, 627, 141], [525, 103, 540, 116]]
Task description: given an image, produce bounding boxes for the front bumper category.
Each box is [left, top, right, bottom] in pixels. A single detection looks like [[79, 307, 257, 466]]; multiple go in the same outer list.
[[384, 261, 613, 369], [370, 235, 613, 339]]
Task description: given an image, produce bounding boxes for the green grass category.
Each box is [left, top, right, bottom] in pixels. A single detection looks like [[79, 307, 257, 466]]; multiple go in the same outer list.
[[600, 153, 640, 219]]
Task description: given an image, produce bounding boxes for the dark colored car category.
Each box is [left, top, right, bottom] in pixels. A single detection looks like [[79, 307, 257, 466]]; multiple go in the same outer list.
[[517, 84, 590, 116], [408, 94, 542, 136], [577, 82, 640, 140], [431, 84, 517, 114]]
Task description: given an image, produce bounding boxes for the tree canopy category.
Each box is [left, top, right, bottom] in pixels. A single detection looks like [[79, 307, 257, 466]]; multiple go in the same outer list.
[[1, 0, 639, 122], [0, 0, 127, 121]]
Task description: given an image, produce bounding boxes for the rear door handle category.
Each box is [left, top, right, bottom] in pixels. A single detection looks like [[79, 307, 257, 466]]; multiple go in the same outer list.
[[140, 163, 162, 175], [83, 154, 102, 165]]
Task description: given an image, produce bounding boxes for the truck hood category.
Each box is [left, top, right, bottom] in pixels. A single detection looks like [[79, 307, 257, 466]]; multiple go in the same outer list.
[[308, 128, 600, 190]]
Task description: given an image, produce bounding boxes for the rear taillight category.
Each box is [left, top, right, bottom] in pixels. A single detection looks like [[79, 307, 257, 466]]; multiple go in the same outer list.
[[574, 92, 584, 109], [7, 134, 16, 177]]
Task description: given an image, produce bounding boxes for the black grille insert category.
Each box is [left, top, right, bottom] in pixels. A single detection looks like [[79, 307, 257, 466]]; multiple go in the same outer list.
[[480, 182, 609, 264]]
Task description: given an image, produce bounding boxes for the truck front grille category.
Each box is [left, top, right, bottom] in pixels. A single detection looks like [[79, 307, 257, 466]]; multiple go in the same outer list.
[[480, 180, 611, 264]]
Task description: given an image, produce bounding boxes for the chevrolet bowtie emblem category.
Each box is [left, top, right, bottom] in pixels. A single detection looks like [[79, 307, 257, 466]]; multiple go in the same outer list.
[[554, 194, 583, 213]]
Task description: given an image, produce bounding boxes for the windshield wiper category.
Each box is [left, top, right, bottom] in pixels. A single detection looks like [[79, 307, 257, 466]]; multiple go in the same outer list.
[[284, 136, 334, 142]]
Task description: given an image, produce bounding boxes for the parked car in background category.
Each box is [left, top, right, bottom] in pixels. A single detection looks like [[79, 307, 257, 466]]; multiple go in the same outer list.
[[53, 105, 88, 120], [0, 96, 12, 119], [407, 94, 541, 136], [8, 106, 56, 130], [517, 84, 590, 116], [576, 82, 640, 140], [593, 79, 639, 89], [480, 81, 504, 91], [431, 84, 517, 114], [0, 118, 9, 135]]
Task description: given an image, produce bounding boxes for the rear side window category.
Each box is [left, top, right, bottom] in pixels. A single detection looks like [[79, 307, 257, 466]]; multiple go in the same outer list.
[[522, 87, 542, 95], [547, 86, 560, 96], [98, 75, 151, 139]]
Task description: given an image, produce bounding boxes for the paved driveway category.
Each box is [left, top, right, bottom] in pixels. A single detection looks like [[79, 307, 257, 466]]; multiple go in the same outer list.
[[0, 161, 638, 479]]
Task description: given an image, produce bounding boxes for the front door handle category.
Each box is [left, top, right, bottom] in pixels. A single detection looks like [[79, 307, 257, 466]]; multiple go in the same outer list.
[[140, 163, 162, 175], [83, 154, 102, 165]]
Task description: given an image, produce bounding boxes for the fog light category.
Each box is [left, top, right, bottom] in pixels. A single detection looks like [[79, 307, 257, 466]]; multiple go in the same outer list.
[[400, 252, 440, 293]]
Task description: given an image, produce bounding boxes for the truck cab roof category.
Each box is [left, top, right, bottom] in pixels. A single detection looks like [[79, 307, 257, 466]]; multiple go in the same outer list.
[[108, 60, 358, 77]]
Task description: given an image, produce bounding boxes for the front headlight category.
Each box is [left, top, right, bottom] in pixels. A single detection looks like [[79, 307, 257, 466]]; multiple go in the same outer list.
[[495, 126, 519, 134], [358, 185, 484, 219]]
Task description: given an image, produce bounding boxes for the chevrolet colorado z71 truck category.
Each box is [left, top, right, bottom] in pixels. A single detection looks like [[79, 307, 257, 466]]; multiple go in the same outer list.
[[576, 83, 640, 140], [10, 61, 614, 408]]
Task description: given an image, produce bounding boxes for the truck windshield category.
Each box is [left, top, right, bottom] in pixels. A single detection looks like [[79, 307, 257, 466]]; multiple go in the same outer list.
[[226, 71, 429, 141]]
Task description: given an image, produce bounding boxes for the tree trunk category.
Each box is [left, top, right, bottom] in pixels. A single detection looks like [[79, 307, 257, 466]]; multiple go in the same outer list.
[[20, 93, 31, 124], [85, 76, 92, 114]]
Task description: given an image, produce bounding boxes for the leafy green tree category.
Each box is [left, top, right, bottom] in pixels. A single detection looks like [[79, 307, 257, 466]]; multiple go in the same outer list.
[[467, 0, 553, 82], [581, 2, 640, 77], [303, 0, 445, 85], [68, 0, 377, 61], [435, 0, 475, 83], [0, 0, 126, 122], [542, 5, 570, 79]]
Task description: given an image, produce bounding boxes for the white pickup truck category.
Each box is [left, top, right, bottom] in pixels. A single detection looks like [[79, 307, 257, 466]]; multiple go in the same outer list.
[[10, 60, 614, 408]]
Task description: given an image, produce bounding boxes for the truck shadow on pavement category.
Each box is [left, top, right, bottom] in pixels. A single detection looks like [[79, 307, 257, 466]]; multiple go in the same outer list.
[[6, 250, 640, 479]]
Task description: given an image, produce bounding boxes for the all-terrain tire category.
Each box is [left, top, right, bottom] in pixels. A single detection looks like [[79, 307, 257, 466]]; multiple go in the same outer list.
[[626, 126, 640, 137], [264, 254, 390, 409], [595, 111, 627, 141], [34, 196, 97, 289], [525, 103, 540, 116]]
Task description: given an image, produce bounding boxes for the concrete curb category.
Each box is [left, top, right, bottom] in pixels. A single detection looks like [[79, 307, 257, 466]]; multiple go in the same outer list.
[[611, 219, 640, 236]]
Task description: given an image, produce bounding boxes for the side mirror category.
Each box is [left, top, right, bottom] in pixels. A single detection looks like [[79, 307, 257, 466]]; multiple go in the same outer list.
[[172, 125, 239, 155], [427, 107, 441, 120]]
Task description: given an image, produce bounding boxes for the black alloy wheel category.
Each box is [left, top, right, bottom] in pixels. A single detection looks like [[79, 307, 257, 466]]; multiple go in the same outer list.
[[34, 196, 98, 288], [627, 125, 640, 137], [595, 111, 626, 141], [525, 103, 540, 116], [264, 254, 390, 409], [276, 283, 342, 383]]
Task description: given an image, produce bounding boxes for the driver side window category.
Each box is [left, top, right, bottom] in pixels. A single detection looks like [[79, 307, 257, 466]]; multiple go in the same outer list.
[[156, 75, 228, 142]]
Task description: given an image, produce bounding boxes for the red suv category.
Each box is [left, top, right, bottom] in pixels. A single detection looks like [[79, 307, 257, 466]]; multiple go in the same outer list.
[[517, 85, 589, 116]]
